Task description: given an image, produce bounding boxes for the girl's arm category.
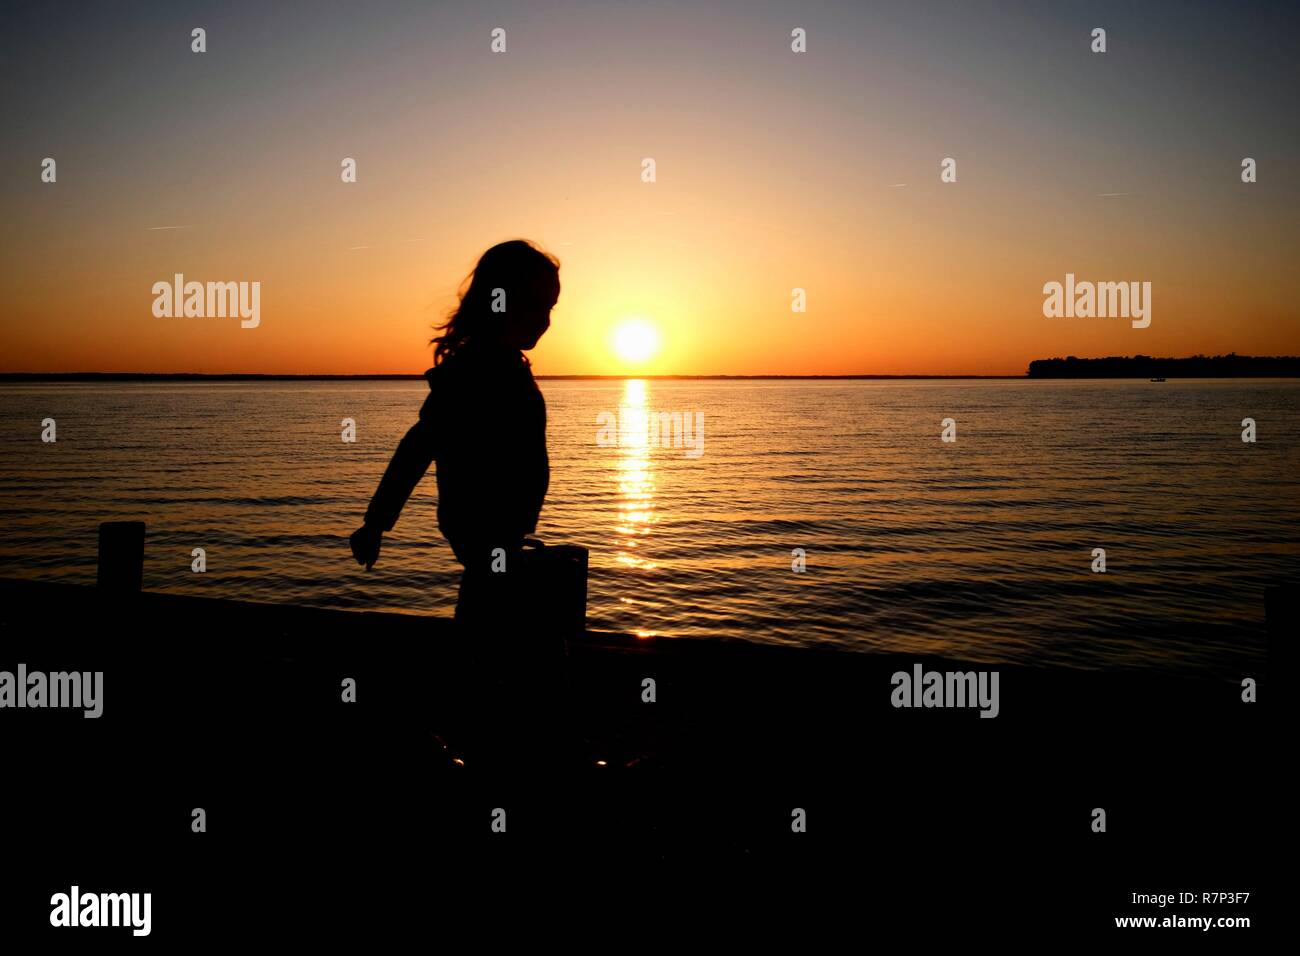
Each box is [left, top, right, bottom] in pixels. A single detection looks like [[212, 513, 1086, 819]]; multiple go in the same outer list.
[[363, 414, 438, 531], [350, 395, 439, 568]]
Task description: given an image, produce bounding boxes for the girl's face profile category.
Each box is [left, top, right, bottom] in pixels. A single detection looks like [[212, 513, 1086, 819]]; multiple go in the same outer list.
[[502, 274, 559, 351]]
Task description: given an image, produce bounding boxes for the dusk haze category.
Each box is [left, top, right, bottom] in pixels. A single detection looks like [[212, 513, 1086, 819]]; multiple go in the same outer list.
[[3, 1, 1298, 375]]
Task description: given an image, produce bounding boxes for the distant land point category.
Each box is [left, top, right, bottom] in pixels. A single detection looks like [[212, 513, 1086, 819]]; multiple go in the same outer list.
[[1026, 354, 1300, 378]]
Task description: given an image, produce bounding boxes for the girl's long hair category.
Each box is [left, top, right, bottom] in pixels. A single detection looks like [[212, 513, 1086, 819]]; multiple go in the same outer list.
[[431, 239, 560, 365]]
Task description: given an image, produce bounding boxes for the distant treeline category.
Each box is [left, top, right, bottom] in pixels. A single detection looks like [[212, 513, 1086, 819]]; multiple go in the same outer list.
[[1027, 354, 1300, 378]]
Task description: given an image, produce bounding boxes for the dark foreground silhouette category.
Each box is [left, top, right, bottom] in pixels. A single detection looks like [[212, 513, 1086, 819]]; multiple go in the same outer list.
[[0, 551, 1285, 938], [351, 240, 561, 633]]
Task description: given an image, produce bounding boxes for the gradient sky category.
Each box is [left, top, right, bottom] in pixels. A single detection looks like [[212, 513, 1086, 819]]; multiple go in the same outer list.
[[2, 0, 1298, 375]]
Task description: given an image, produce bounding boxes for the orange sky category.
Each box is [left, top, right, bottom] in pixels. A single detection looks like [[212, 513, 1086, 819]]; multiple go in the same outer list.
[[3, 2, 1298, 375]]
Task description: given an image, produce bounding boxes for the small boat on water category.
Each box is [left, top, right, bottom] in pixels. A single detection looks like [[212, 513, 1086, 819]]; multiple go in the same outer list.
[[1150, 377, 1166, 382]]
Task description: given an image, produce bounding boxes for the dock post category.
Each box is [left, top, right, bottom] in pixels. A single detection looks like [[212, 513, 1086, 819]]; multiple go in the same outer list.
[[97, 521, 145, 591]]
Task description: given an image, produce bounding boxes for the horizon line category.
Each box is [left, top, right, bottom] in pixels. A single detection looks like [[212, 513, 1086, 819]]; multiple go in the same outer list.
[[4, 355, 1297, 382], [0, 371, 1029, 381]]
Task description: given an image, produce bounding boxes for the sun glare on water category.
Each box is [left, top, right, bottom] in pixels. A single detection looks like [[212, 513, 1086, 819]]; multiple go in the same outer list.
[[611, 318, 661, 365]]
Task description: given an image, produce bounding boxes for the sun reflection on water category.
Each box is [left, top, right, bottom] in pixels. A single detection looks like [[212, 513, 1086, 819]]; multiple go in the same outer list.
[[615, 379, 657, 574]]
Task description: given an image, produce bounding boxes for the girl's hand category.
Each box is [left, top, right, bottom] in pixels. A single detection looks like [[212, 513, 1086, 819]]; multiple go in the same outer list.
[[350, 523, 383, 570]]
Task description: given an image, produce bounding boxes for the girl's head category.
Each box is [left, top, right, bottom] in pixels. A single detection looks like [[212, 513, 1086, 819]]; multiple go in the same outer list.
[[432, 240, 560, 364]]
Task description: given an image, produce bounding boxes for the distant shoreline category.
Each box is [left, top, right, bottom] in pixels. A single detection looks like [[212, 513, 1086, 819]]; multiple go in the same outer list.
[[1028, 355, 1300, 378], [2, 373, 1299, 382], [0, 372, 1026, 382], [2, 355, 1298, 382]]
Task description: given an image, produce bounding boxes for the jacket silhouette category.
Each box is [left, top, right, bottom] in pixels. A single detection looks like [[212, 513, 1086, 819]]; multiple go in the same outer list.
[[364, 341, 549, 569], [351, 238, 560, 635]]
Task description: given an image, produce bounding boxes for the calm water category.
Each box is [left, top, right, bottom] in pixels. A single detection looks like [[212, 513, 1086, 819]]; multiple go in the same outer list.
[[2, 379, 1296, 671]]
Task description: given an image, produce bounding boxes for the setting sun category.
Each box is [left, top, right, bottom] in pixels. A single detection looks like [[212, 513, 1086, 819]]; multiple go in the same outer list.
[[611, 318, 661, 365]]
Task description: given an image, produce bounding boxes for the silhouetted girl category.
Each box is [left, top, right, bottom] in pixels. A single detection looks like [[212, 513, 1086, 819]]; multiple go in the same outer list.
[[350, 240, 559, 628]]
